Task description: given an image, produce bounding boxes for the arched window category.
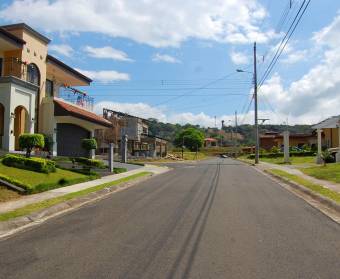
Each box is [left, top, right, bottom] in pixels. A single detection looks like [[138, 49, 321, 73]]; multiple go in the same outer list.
[[27, 63, 40, 86]]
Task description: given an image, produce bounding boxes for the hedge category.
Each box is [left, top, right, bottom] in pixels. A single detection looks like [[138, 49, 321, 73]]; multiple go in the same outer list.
[[2, 154, 56, 173], [247, 151, 316, 159], [113, 167, 127, 174], [71, 157, 105, 168]]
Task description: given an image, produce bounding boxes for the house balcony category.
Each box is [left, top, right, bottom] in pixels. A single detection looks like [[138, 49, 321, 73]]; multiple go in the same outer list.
[[58, 86, 94, 112]]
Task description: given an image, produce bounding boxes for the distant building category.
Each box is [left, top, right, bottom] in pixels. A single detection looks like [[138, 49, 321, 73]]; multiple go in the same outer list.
[[204, 138, 218, 148], [96, 109, 168, 158], [260, 132, 316, 151]]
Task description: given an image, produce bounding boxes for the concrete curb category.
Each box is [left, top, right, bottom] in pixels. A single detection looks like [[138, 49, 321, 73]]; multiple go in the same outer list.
[[0, 172, 159, 239], [263, 169, 340, 214]]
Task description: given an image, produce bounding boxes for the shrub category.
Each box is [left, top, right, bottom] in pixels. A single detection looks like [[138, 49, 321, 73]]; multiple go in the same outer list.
[[19, 134, 45, 158], [81, 138, 97, 158], [113, 167, 127, 174], [71, 157, 105, 168], [321, 150, 335, 165], [43, 134, 54, 154], [2, 154, 56, 173], [270, 146, 280, 154]]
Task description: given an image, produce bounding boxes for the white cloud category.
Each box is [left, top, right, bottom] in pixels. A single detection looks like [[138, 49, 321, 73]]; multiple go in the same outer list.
[[152, 53, 181, 64], [281, 49, 308, 64], [94, 101, 167, 121], [49, 44, 74, 57], [94, 100, 266, 127], [76, 69, 130, 82], [83, 46, 133, 62], [230, 50, 249, 65], [0, 0, 274, 47]]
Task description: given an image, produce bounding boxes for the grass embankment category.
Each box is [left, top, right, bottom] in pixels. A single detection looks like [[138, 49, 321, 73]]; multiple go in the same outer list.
[[0, 172, 151, 222], [268, 169, 340, 204], [302, 163, 340, 184], [260, 156, 316, 165], [172, 152, 207, 160], [238, 155, 316, 165], [0, 187, 21, 203], [0, 162, 94, 194]]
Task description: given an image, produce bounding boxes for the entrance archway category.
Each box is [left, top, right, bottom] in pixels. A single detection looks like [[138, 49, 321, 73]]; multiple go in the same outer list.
[[0, 103, 4, 149], [14, 106, 29, 150]]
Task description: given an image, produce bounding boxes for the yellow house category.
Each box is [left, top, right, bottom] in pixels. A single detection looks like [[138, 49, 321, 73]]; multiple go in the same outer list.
[[0, 23, 111, 157], [313, 116, 340, 163]]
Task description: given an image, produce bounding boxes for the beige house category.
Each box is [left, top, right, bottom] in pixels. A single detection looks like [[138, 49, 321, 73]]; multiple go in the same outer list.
[[313, 116, 340, 163], [0, 23, 111, 157]]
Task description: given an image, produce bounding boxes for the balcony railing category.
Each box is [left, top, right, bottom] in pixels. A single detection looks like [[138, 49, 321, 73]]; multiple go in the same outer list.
[[59, 86, 94, 111], [1, 57, 27, 80]]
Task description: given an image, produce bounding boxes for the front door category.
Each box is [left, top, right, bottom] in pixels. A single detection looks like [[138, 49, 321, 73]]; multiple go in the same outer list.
[[14, 106, 28, 150]]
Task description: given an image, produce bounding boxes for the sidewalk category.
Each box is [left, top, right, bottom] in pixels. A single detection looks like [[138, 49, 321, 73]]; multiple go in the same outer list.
[[256, 161, 340, 194], [0, 164, 169, 214]]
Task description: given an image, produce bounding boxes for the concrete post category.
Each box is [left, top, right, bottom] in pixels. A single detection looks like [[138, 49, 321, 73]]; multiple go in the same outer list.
[[121, 134, 128, 163], [109, 143, 114, 172], [283, 131, 290, 163], [90, 130, 95, 159], [316, 129, 323, 164]]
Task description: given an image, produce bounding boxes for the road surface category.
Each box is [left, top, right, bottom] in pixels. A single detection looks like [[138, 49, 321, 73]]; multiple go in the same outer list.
[[0, 158, 339, 279]]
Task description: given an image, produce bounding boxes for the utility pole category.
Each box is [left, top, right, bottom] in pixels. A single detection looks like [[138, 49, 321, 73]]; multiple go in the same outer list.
[[234, 111, 238, 153], [254, 42, 259, 164]]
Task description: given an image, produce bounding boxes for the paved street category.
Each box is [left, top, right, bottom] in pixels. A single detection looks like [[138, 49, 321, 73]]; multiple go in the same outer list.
[[0, 158, 339, 279]]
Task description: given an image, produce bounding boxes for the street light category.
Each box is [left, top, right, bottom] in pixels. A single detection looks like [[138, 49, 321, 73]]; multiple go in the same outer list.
[[236, 43, 259, 164]]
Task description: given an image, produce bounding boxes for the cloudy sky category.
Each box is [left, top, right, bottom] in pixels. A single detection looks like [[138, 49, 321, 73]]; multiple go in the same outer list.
[[1, 0, 340, 127]]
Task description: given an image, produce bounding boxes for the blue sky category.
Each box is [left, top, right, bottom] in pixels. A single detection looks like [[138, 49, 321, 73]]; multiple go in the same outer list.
[[1, 0, 340, 127]]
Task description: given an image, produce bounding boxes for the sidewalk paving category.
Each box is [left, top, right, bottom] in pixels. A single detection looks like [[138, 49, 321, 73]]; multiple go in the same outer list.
[[257, 161, 340, 194], [0, 164, 169, 214]]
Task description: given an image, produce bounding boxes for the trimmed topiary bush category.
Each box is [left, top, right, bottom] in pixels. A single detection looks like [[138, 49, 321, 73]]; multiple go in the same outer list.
[[81, 138, 97, 158], [2, 154, 56, 173], [19, 134, 45, 158]]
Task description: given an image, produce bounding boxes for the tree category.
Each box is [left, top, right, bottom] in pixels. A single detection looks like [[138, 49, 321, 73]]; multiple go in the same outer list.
[[174, 128, 205, 151], [19, 134, 45, 158], [81, 138, 97, 158]]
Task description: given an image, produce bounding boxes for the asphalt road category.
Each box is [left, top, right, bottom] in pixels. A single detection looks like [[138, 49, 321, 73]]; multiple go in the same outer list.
[[0, 158, 339, 279]]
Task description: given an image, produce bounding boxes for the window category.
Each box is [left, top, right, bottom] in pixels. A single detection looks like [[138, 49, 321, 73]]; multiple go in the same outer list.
[[45, 79, 54, 97], [27, 63, 40, 86]]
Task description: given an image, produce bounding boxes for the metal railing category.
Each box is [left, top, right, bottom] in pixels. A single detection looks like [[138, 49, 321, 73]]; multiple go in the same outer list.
[[1, 57, 27, 80], [59, 86, 94, 111]]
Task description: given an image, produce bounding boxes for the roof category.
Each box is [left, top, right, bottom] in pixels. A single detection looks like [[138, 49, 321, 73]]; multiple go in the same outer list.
[[103, 108, 149, 122], [313, 115, 340, 129], [0, 27, 26, 47], [205, 138, 218, 142], [54, 99, 112, 128], [47, 55, 92, 84], [1, 23, 51, 44]]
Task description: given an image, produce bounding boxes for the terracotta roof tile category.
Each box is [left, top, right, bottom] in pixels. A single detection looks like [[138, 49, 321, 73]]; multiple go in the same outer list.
[[54, 99, 112, 128]]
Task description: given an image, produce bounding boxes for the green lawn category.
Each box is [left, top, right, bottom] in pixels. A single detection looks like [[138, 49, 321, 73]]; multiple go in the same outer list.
[[172, 152, 207, 160], [0, 162, 93, 194], [260, 156, 316, 165], [268, 169, 340, 204], [0, 186, 21, 203], [302, 163, 340, 184], [0, 172, 151, 222]]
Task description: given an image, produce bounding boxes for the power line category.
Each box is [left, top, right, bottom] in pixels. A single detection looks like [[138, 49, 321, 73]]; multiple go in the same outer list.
[[258, 0, 311, 88], [153, 69, 251, 107]]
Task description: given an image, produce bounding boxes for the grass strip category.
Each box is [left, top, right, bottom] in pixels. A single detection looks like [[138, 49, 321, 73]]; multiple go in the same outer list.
[[267, 169, 340, 204], [0, 172, 151, 222]]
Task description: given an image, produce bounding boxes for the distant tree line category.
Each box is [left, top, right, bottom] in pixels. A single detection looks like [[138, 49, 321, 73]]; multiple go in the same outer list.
[[147, 118, 313, 146]]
